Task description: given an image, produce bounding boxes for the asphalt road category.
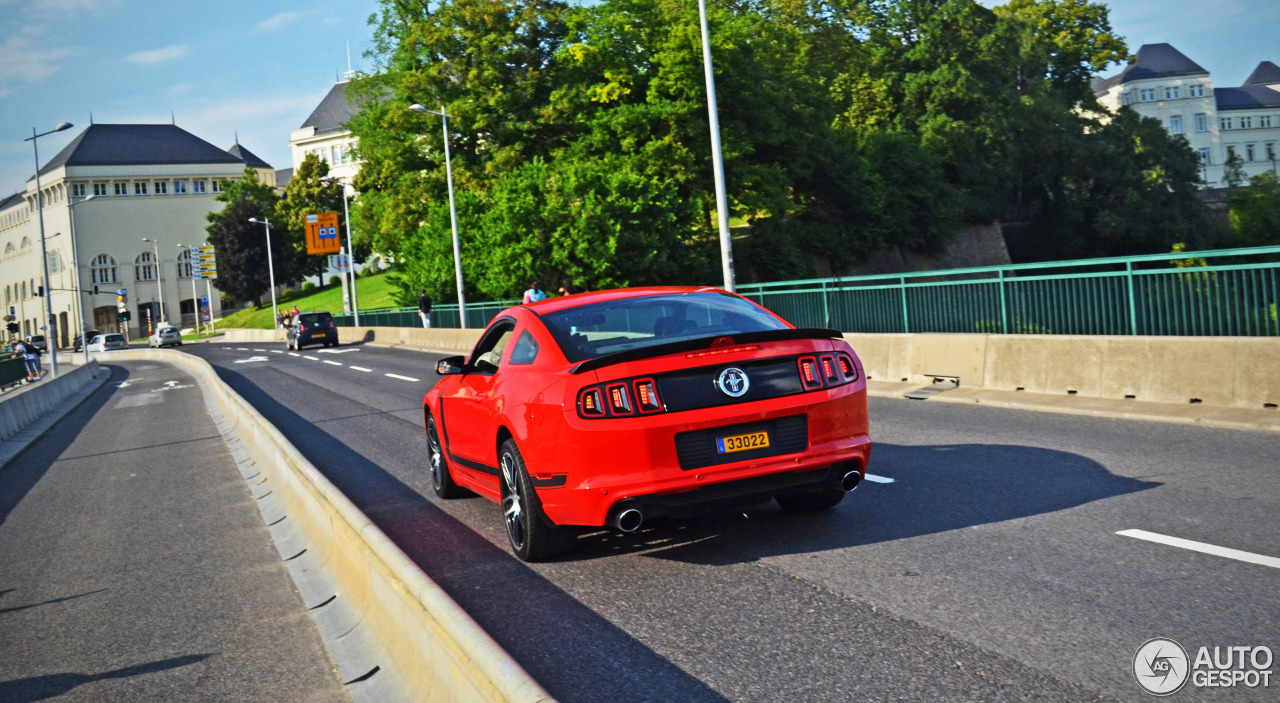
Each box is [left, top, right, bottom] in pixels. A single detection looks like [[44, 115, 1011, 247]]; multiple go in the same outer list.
[[0, 360, 349, 703], [184, 340, 1280, 702]]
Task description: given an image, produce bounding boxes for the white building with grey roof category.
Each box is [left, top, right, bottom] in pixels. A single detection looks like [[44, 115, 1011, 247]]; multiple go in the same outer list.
[[1094, 43, 1280, 187], [0, 123, 275, 345], [289, 80, 362, 182]]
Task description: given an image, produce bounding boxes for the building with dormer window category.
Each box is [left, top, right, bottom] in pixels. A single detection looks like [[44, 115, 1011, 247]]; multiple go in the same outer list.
[[1093, 44, 1280, 187]]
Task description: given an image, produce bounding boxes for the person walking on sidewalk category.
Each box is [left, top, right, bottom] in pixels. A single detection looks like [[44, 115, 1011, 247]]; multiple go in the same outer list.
[[523, 281, 546, 304], [417, 290, 433, 329], [12, 339, 39, 382]]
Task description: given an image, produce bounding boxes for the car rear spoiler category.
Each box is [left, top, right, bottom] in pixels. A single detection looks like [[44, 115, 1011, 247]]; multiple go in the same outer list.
[[569, 328, 844, 375]]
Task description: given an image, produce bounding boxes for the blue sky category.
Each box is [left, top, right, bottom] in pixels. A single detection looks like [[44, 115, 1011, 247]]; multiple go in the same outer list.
[[2, 0, 1277, 197]]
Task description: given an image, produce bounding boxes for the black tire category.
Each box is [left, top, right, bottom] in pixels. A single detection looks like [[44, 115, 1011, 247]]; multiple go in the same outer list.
[[425, 412, 465, 499], [499, 438, 576, 561], [775, 488, 846, 513]]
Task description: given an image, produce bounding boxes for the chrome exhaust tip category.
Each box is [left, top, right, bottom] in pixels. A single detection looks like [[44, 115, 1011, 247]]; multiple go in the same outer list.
[[615, 507, 643, 533], [840, 470, 862, 492]]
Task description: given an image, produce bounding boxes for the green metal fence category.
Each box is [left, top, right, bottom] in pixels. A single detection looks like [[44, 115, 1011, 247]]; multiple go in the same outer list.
[[737, 245, 1280, 337], [333, 299, 519, 330], [332, 245, 1280, 337]]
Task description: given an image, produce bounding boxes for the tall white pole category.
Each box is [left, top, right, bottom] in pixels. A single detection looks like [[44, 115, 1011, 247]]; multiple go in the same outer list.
[[31, 128, 60, 376], [440, 106, 467, 328], [697, 0, 735, 292], [152, 240, 164, 324], [254, 219, 279, 332], [69, 196, 95, 364], [341, 184, 359, 325]]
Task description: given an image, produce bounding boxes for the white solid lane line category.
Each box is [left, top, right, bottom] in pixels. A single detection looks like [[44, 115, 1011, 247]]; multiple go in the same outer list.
[[303, 355, 320, 361], [350, 366, 373, 372], [863, 473, 895, 484], [323, 360, 342, 366], [317, 348, 360, 354], [385, 373, 419, 382], [1117, 529, 1280, 570]]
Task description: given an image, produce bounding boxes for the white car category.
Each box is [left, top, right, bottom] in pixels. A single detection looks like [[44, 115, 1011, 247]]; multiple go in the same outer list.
[[87, 333, 128, 352], [149, 325, 183, 348]]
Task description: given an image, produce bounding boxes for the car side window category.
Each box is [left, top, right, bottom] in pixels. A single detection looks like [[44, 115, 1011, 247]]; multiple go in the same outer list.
[[470, 320, 516, 373], [509, 330, 539, 365]]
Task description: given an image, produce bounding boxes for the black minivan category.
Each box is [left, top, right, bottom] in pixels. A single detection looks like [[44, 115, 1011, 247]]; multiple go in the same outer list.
[[287, 311, 339, 350]]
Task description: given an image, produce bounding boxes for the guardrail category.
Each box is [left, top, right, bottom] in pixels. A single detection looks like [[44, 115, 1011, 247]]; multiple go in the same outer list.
[[335, 300, 519, 330], [737, 245, 1280, 337]]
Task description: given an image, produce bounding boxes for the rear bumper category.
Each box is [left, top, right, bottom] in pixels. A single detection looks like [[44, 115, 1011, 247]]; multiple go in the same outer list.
[[296, 332, 337, 346], [537, 383, 870, 527]]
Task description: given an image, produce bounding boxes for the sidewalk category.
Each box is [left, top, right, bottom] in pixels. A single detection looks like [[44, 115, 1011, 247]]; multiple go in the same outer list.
[[868, 380, 1280, 432]]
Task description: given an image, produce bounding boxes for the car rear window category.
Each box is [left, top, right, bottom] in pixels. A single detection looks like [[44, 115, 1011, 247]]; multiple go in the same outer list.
[[299, 313, 332, 324], [540, 291, 788, 362], [105, 334, 125, 343]]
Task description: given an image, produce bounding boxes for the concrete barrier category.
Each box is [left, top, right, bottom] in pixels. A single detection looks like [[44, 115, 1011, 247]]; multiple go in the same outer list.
[[0, 362, 101, 442], [843, 333, 1280, 410], [110, 349, 554, 703]]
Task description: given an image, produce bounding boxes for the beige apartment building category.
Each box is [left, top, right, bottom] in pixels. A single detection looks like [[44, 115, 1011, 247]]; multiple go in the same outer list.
[[1094, 44, 1280, 187], [0, 123, 275, 346]]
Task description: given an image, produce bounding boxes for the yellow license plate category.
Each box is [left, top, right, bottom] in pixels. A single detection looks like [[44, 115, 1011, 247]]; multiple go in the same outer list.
[[717, 431, 770, 454]]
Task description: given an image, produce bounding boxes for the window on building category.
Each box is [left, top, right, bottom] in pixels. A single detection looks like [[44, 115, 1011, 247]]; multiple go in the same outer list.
[[1268, 143, 1276, 162], [1222, 117, 1233, 130], [340, 144, 349, 163], [1189, 84, 1205, 98], [154, 181, 168, 195], [91, 254, 118, 284], [20, 236, 30, 250], [1198, 148, 1211, 166], [173, 180, 188, 194], [1165, 86, 1180, 100], [47, 250, 61, 274], [177, 248, 193, 278], [193, 180, 207, 194], [114, 182, 128, 196], [93, 183, 108, 196], [1195, 113, 1208, 132], [1227, 145, 1237, 159], [1169, 115, 1183, 135], [71, 183, 86, 198], [3, 243, 12, 257], [212, 180, 223, 193], [1240, 116, 1253, 129], [1246, 144, 1256, 161], [21, 281, 26, 299], [134, 251, 156, 281], [135, 181, 148, 195], [331, 146, 340, 163], [1261, 116, 1273, 128], [1139, 88, 1156, 102]]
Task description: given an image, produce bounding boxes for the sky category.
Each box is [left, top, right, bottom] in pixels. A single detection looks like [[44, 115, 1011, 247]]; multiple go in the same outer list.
[[2, 0, 1278, 198]]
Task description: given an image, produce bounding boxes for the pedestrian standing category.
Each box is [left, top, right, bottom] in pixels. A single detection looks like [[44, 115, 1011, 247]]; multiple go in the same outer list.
[[12, 339, 38, 382], [417, 290, 433, 329], [523, 281, 546, 304], [557, 279, 576, 297]]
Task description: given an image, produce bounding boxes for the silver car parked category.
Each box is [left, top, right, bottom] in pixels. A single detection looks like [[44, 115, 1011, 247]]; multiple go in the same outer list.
[[149, 326, 183, 348]]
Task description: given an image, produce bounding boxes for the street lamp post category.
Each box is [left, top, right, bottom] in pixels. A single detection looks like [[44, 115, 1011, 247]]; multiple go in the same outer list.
[[248, 218, 279, 332], [69, 194, 97, 364], [409, 103, 468, 328], [141, 237, 164, 331], [695, 0, 735, 292], [177, 244, 200, 334], [26, 120, 73, 377], [319, 176, 360, 326]]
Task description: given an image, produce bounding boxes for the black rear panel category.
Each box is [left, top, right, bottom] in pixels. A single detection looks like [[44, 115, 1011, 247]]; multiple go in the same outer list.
[[656, 357, 805, 413], [675, 415, 808, 470]]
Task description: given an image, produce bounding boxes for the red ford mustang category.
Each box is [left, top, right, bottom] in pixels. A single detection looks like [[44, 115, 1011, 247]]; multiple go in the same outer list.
[[423, 287, 872, 561]]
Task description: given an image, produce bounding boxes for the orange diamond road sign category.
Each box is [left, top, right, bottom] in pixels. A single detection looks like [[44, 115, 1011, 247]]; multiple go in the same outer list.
[[305, 212, 342, 255]]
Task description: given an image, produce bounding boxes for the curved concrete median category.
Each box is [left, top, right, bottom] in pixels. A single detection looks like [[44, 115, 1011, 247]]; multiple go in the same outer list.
[[108, 348, 555, 703]]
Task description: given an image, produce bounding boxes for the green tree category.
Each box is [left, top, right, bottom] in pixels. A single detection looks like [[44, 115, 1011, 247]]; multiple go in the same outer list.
[[1228, 172, 1280, 246], [205, 169, 283, 305], [1223, 149, 1247, 188]]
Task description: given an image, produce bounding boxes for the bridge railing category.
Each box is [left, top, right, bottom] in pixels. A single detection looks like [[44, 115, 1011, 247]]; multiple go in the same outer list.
[[737, 245, 1280, 337], [334, 246, 1280, 336]]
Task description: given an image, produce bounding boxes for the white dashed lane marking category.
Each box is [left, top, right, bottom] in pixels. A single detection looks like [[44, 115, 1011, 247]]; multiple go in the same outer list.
[[303, 355, 319, 361], [863, 474, 895, 484], [253, 348, 265, 352], [350, 366, 372, 373], [288, 352, 300, 357], [236, 347, 248, 351], [1117, 529, 1280, 570], [385, 373, 419, 382], [270, 350, 283, 354], [323, 360, 342, 366]]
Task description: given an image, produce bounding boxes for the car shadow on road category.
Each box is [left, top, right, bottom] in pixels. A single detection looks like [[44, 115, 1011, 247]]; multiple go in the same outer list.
[[569, 441, 1160, 565], [206, 363, 733, 703], [0, 653, 212, 703]]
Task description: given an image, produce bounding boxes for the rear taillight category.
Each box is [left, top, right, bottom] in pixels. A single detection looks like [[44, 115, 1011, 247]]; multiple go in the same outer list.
[[798, 356, 823, 390], [798, 352, 858, 390], [607, 383, 632, 415], [634, 378, 662, 413], [820, 355, 838, 383], [578, 388, 605, 416], [298, 324, 306, 333], [329, 320, 335, 330]]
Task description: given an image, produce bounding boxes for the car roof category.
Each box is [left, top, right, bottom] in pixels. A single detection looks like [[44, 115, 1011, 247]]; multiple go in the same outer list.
[[517, 286, 728, 316]]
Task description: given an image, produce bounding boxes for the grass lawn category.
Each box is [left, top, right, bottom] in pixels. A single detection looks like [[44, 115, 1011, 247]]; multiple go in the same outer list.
[[218, 272, 403, 329]]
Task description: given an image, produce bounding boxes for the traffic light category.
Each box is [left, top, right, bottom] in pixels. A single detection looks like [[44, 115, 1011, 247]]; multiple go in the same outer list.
[[118, 310, 131, 322], [36, 285, 43, 296], [6, 322, 17, 334], [93, 284, 99, 295]]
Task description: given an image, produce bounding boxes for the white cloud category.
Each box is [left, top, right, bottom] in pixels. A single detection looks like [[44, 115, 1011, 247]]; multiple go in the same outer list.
[[126, 44, 187, 65], [0, 33, 76, 94], [258, 12, 301, 32]]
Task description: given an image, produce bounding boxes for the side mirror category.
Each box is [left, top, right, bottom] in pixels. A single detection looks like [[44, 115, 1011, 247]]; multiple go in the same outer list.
[[436, 355, 466, 376]]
